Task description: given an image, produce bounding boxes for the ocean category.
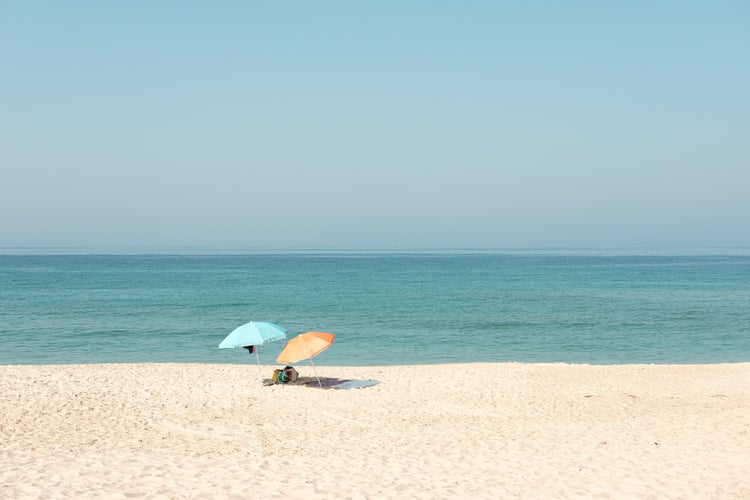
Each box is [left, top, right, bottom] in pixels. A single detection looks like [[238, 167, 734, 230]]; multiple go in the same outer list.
[[1, 251, 749, 366]]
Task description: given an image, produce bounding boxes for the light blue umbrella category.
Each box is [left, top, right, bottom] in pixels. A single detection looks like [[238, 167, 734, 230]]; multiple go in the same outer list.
[[219, 321, 287, 382]]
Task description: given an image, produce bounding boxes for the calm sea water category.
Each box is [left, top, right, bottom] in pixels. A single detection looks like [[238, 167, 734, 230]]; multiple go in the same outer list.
[[1, 252, 749, 366]]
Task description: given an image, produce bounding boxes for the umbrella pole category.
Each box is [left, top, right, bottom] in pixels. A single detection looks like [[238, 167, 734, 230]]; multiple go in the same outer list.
[[255, 348, 263, 383], [310, 357, 322, 388]]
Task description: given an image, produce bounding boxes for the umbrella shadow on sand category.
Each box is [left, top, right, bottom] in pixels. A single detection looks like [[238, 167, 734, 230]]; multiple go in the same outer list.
[[264, 376, 381, 390]]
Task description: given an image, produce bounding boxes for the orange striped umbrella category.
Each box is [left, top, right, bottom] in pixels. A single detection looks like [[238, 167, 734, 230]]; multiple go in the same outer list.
[[277, 331, 335, 386]]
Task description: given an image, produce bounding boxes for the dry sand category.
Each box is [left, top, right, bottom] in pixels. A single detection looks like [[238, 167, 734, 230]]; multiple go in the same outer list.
[[1, 362, 749, 499]]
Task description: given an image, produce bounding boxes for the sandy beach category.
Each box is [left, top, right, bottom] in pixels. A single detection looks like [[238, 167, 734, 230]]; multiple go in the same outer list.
[[1, 362, 749, 499]]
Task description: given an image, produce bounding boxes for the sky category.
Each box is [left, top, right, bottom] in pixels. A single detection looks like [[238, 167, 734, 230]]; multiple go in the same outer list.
[[1, 1, 749, 250]]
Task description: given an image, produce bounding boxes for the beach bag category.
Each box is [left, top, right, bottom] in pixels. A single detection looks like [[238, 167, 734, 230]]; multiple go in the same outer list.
[[284, 366, 299, 382], [272, 369, 289, 383]]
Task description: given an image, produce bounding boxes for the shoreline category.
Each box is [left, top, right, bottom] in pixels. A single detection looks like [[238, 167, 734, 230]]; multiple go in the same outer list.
[[3, 362, 749, 497], [4, 359, 750, 367]]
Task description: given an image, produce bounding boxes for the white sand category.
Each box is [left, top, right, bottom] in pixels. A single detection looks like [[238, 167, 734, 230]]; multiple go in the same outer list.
[[2, 362, 749, 498]]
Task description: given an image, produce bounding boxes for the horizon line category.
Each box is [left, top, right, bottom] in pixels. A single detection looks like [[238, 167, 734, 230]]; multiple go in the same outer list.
[[1, 245, 750, 257]]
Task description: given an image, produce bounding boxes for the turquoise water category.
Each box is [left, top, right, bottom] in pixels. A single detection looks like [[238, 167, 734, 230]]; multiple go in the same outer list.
[[1, 252, 749, 366]]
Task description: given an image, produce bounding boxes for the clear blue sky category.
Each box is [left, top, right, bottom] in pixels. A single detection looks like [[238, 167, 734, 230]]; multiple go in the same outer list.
[[2, 2, 748, 250]]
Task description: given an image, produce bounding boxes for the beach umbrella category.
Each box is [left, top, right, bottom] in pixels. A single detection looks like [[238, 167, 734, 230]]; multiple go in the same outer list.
[[277, 331, 335, 387], [219, 321, 287, 382]]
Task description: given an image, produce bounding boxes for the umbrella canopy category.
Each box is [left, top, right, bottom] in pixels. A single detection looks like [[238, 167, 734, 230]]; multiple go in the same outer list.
[[219, 321, 287, 349], [277, 331, 335, 386], [219, 321, 287, 383], [277, 331, 335, 364]]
